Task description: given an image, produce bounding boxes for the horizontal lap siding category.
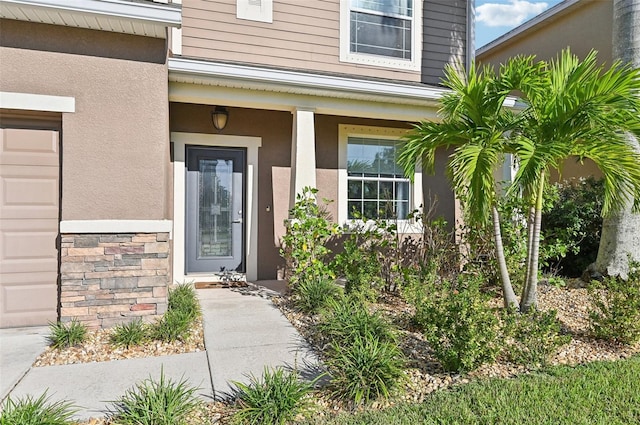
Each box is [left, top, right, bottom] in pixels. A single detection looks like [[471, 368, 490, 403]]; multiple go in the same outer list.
[[422, 0, 468, 86], [181, 0, 421, 82]]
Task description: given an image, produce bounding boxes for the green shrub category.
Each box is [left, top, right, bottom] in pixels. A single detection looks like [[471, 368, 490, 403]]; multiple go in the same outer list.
[[589, 264, 640, 345], [293, 277, 342, 314], [502, 308, 571, 366], [110, 319, 148, 349], [168, 283, 200, 321], [109, 371, 200, 425], [326, 334, 405, 405], [331, 226, 382, 299], [318, 297, 396, 346], [47, 319, 88, 349], [414, 275, 501, 372], [231, 367, 318, 425], [151, 309, 192, 343], [0, 392, 77, 425]]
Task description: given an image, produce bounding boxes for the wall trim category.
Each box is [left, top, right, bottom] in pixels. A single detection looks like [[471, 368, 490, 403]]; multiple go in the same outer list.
[[60, 220, 173, 234], [0, 92, 75, 113]]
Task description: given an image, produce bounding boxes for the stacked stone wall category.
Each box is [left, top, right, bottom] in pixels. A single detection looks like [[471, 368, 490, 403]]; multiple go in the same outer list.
[[59, 232, 170, 328]]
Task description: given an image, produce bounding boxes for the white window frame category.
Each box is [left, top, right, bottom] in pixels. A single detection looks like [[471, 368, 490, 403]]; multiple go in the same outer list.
[[338, 125, 423, 233], [339, 0, 422, 71], [237, 0, 273, 23]]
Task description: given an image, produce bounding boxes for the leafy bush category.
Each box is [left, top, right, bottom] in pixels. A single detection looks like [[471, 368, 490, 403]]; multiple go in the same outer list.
[[293, 277, 342, 314], [414, 275, 501, 372], [151, 309, 192, 343], [326, 334, 405, 405], [318, 297, 396, 346], [280, 187, 339, 289], [48, 319, 88, 349], [231, 367, 318, 425], [110, 318, 148, 348], [168, 283, 201, 321], [541, 177, 603, 277], [0, 392, 77, 425], [502, 308, 571, 366], [589, 264, 640, 345], [109, 371, 200, 425]]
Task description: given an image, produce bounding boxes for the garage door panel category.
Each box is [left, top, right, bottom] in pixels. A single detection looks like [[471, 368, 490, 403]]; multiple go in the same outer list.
[[0, 128, 59, 328], [0, 128, 59, 166]]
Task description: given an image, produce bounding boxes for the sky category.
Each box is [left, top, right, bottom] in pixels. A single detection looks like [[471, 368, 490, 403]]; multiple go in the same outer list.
[[476, 0, 564, 49]]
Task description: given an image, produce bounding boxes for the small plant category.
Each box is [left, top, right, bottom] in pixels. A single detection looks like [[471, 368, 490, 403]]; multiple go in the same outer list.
[[151, 309, 192, 342], [414, 274, 501, 372], [589, 263, 640, 345], [326, 333, 405, 405], [231, 367, 318, 425], [293, 277, 342, 314], [168, 283, 200, 321], [502, 307, 571, 366], [48, 319, 88, 349], [109, 371, 200, 425], [0, 392, 77, 425], [110, 318, 148, 348]]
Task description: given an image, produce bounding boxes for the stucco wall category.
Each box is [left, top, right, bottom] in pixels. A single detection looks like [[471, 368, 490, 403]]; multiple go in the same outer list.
[[0, 20, 170, 221]]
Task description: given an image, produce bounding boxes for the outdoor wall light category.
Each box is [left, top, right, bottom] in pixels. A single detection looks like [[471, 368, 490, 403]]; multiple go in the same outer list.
[[212, 106, 229, 131]]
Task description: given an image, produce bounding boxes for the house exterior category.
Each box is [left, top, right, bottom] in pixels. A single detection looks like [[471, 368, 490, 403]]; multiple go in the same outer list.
[[0, 0, 472, 329], [476, 0, 611, 182]]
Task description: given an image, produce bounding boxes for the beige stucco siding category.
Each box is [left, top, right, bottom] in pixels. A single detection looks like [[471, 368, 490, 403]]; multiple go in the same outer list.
[[0, 20, 170, 221], [477, 0, 612, 67]]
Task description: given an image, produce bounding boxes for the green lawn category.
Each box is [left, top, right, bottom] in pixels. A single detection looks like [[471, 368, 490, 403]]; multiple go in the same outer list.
[[305, 356, 640, 425]]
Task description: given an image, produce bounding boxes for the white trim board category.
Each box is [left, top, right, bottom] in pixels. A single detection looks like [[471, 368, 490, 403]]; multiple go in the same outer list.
[[60, 220, 172, 234], [171, 132, 261, 282], [0, 92, 75, 113]]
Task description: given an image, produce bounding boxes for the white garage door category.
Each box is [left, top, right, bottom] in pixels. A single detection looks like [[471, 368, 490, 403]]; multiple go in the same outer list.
[[0, 128, 59, 328]]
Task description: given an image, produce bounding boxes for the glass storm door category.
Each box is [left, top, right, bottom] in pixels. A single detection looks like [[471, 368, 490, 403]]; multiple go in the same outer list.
[[186, 147, 245, 273]]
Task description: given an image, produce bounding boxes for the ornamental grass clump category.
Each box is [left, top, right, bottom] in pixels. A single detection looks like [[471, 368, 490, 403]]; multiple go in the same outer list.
[[0, 392, 77, 425], [231, 367, 318, 425], [109, 318, 148, 348], [151, 283, 200, 343], [47, 319, 88, 349], [293, 276, 342, 314]]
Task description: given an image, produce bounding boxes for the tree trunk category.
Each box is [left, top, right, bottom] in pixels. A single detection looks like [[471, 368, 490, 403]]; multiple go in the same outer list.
[[522, 205, 536, 298], [521, 178, 545, 312], [593, 0, 640, 279], [492, 205, 518, 308]]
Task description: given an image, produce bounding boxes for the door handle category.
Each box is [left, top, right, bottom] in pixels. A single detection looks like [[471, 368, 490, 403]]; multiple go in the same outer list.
[[232, 218, 243, 224]]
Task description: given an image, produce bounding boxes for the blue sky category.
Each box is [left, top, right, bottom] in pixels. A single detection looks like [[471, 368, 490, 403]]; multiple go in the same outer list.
[[476, 0, 564, 49]]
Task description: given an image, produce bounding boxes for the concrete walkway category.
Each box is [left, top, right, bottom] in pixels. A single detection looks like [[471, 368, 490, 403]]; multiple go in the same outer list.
[[0, 283, 320, 421]]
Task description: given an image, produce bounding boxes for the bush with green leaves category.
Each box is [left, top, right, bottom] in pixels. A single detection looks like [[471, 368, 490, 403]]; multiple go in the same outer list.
[[110, 318, 148, 348], [413, 274, 501, 372], [293, 277, 342, 314], [231, 367, 318, 425], [280, 187, 339, 289], [168, 283, 201, 321], [326, 333, 405, 405], [151, 309, 192, 342], [109, 371, 200, 425], [48, 319, 88, 349], [589, 263, 640, 345], [502, 307, 571, 366], [0, 392, 77, 425]]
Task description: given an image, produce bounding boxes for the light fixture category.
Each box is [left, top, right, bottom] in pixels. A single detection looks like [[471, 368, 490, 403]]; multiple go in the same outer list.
[[211, 106, 229, 131]]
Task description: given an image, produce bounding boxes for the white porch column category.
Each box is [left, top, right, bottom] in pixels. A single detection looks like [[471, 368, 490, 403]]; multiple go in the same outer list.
[[289, 108, 317, 208]]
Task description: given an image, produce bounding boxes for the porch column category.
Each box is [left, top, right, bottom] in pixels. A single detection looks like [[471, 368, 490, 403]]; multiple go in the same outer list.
[[289, 108, 317, 209]]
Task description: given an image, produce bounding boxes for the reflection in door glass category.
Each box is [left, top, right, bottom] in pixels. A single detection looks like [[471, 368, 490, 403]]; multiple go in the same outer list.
[[198, 159, 233, 258]]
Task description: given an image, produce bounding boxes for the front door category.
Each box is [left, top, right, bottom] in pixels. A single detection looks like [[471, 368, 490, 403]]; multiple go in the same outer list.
[[186, 146, 245, 274]]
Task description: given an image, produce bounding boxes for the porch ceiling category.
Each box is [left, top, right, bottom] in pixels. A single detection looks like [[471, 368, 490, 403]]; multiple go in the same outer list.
[[0, 0, 181, 38]]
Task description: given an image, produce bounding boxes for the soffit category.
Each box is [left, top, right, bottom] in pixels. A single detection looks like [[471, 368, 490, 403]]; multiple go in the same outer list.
[[0, 0, 181, 38]]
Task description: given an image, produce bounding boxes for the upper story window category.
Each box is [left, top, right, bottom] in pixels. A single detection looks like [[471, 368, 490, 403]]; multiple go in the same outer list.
[[340, 0, 422, 71]]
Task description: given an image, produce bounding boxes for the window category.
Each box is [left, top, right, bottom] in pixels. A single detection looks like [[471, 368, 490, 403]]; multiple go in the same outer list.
[[338, 125, 423, 225], [340, 0, 422, 70]]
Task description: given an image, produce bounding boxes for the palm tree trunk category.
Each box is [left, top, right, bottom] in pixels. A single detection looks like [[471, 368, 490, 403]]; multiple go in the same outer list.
[[522, 204, 536, 297], [593, 0, 640, 279], [492, 205, 518, 308], [521, 178, 545, 312]]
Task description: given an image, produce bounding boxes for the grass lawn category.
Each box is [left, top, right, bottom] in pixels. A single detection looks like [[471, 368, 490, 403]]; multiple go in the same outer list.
[[305, 355, 640, 425]]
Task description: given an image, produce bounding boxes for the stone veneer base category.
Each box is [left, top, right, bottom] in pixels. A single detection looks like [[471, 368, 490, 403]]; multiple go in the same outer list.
[[59, 232, 170, 329]]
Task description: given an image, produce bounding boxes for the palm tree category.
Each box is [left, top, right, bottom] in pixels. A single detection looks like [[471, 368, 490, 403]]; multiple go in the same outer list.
[[594, 0, 640, 278], [401, 49, 640, 312]]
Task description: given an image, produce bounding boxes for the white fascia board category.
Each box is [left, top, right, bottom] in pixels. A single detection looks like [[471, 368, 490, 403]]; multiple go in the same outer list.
[[476, 0, 581, 55], [2, 0, 182, 27], [168, 58, 448, 104], [0, 91, 75, 112]]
